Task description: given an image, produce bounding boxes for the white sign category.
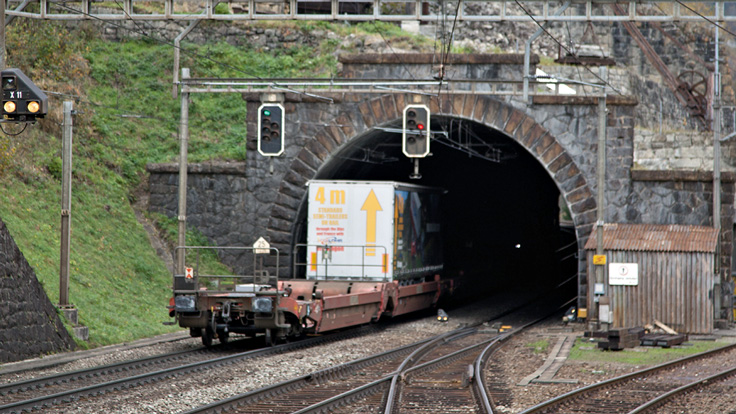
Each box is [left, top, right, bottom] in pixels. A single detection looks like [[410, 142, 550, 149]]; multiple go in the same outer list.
[[306, 181, 394, 280], [609, 263, 639, 286], [253, 237, 270, 254], [185, 267, 194, 279]]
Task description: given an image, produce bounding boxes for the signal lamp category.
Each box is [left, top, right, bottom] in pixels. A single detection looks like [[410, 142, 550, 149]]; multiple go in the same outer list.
[[257, 103, 285, 156], [27, 101, 40, 113], [3, 101, 16, 113]]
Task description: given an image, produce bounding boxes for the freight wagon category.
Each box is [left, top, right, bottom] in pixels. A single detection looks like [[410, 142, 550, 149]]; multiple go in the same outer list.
[[169, 180, 450, 346]]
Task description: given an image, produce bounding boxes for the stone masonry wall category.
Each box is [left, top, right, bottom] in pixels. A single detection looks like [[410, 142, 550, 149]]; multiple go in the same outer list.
[[0, 217, 76, 363], [145, 52, 734, 319], [147, 162, 249, 269]]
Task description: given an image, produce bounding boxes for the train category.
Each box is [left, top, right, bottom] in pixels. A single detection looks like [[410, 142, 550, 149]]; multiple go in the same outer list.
[[169, 180, 451, 346]]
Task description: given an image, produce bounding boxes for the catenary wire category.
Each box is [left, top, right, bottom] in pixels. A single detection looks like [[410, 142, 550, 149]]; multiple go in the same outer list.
[[512, 0, 624, 97], [674, 0, 736, 38], [371, 21, 419, 82], [50, 2, 332, 102], [34, 4, 727, 141]]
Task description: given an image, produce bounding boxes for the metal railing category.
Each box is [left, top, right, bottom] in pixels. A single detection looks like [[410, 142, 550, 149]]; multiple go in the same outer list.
[[180, 77, 609, 98], [173, 245, 280, 293], [8, 0, 736, 23], [292, 243, 390, 281]]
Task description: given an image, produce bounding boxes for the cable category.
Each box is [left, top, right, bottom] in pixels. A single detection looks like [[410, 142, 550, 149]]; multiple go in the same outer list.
[[563, 20, 590, 99], [441, 0, 462, 67], [434, 0, 462, 104], [52, 3, 259, 79], [512, 0, 624, 97], [42, 88, 182, 126], [674, 0, 736, 38], [112, 0, 152, 38], [371, 21, 418, 82], [50, 3, 332, 102], [0, 122, 30, 136]]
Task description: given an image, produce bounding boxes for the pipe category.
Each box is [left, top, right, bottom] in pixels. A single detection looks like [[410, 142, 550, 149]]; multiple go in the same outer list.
[[523, 1, 570, 104]]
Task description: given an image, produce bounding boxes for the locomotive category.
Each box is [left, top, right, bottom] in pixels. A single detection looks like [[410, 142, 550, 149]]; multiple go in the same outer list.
[[168, 180, 451, 346]]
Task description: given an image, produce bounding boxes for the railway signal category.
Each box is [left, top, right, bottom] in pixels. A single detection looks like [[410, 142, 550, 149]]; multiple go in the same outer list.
[[1, 68, 48, 123], [402, 104, 430, 158], [257, 103, 285, 156]]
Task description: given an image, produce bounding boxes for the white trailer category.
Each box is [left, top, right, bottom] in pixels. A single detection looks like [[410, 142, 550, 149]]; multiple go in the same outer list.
[[305, 180, 443, 281]]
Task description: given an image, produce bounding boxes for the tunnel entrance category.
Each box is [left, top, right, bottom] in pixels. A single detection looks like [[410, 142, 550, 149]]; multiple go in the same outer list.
[[293, 116, 578, 301]]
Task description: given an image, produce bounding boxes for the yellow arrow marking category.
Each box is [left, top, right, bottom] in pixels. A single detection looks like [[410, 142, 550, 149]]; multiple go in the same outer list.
[[361, 190, 383, 255]]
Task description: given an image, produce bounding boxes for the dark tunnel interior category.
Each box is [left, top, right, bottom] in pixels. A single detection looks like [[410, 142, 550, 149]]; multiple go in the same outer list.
[[294, 116, 578, 300]]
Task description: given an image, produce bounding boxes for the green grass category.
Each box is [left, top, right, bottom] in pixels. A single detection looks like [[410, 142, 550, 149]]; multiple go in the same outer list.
[[150, 213, 234, 278], [0, 166, 176, 348], [568, 338, 729, 366], [0, 18, 447, 349], [527, 339, 550, 354]]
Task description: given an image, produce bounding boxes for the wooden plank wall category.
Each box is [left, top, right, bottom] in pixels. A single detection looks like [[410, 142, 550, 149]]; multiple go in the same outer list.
[[586, 250, 714, 333]]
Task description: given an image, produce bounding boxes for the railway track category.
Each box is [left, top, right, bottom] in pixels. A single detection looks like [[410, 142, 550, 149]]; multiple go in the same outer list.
[[0, 326, 382, 414], [181, 333, 446, 414], [184, 297, 572, 414], [180, 326, 488, 414], [519, 341, 736, 414], [0, 346, 215, 405], [629, 363, 736, 413]]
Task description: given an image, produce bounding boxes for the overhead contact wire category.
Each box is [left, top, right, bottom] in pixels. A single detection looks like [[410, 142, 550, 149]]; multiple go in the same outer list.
[[512, 0, 624, 96], [51, 3, 331, 102]]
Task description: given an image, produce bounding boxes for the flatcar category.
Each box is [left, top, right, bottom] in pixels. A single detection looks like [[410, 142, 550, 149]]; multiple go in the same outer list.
[[168, 180, 451, 346]]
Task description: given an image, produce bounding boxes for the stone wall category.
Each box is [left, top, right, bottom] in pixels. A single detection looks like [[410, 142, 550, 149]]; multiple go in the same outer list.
[[634, 128, 736, 171], [629, 170, 736, 320], [144, 51, 734, 320], [146, 162, 250, 269], [0, 217, 76, 363]]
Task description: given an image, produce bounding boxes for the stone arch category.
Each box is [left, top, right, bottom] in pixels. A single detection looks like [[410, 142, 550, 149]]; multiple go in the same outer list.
[[267, 93, 597, 300]]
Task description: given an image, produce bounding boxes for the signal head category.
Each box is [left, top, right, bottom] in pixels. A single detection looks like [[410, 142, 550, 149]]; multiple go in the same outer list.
[[257, 103, 285, 156], [1, 68, 48, 123], [402, 104, 430, 158]]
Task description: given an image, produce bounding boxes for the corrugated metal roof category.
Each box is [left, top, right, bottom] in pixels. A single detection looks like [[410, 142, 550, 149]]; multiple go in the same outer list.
[[584, 223, 718, 253]]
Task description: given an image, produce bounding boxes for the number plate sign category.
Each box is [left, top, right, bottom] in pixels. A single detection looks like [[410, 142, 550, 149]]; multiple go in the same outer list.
[[253, 237, 270, 254]]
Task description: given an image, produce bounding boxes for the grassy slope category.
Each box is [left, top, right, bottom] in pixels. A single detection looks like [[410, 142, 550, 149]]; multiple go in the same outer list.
[[0, 20, 345, 347], [0, 18, 431, 348]]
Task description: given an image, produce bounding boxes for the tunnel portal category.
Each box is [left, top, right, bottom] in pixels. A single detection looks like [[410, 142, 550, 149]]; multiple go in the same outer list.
[[293, 116, 578, 299]]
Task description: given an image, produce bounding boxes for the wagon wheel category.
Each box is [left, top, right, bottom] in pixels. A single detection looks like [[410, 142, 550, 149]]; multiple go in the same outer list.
[[202, 325, 215, 348], [676, 70, 708, 115], [264, 328, 275, 347], [217, 329, 230, 345]]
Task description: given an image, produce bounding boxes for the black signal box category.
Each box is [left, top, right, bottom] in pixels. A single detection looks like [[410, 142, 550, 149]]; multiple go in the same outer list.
[[1, 68, 48, 123], [257, 103, 285, 156]]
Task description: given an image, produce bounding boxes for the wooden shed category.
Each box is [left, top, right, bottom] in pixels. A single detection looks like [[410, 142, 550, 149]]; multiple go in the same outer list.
[[585, 223, 718, 334]]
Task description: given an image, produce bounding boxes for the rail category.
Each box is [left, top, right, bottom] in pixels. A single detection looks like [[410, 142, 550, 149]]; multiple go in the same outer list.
[[628, 364, 736, 413], [180, 335, 437, 414], [0, 325, 383, 414], [519, 341, 736, 414], [173, 245, 280, 293]]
